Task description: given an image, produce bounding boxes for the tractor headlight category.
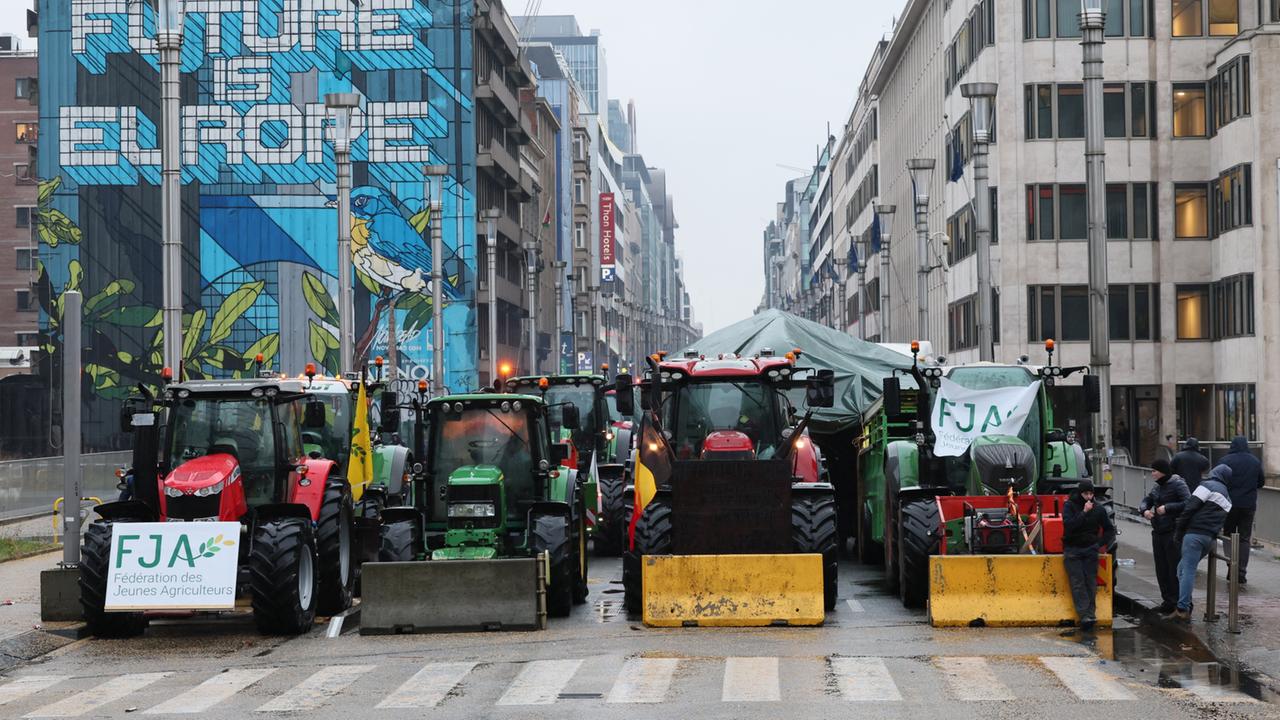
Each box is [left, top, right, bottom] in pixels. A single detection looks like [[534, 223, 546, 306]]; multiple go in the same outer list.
[[164, 485, 184, 498], [500, 401, 511, 413], [194, 478, 227, 497], [513, 401, 522, 412], [448, 502, 496, 518]]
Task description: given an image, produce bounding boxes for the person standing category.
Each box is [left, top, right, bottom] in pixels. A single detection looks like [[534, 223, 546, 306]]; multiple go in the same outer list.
[[1219, 436, 1263, 585], [1166, 464, 1233, 623], [1171, 437, 1211, 491], [1061, 479, 1117, 630], [1139, 459, 1190, 612]]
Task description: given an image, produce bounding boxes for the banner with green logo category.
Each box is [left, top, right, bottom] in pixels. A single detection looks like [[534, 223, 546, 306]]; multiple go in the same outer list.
[[106, 522, 240, 611], [930, 377, 1041, 457]]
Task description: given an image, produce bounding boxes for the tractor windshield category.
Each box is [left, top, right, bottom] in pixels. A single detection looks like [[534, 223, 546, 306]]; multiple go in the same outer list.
[[302, 391, 353, 466], [942, 366, 1043, 488], [545, 384, 599, 453], [668, 380, 782, 459], [429, 407, 534, 521], [167, 396, 277, 501]]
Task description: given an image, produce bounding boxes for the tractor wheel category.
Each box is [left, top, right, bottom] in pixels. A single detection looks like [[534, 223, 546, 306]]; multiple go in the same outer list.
[[547, 554, 574, 618], [623, 499, 672, 615], [858, 503, 883, 565], [898, 497, 941, 609], [315, 482, 355, 616], [594, 472, 627, 556], [250, 519, 318, 635], [883, 497, 899, 588], [377, 518, 424, 562], [80, 521, 148, 638], [792, 493, 839, 610], [530, 511, 575, 618]]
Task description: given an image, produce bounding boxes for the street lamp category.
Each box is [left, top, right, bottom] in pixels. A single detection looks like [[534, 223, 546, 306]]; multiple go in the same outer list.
[[906, 159, 935, 342], [423, 164, 450, 395], [961, 81, 998, 362], [553, 260, 567, 373], [1080, 0, 1113, 480], [875, 203, 896, 340], [159, 0, 185, 377], [523, 239, 539, 374], [325, 93, 360, 376], [482, 207, 501, 385], [587, 284, 600, 371]]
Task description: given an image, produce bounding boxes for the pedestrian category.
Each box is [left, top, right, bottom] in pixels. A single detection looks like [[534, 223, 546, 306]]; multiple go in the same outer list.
[[1138, 458, 1190, 612], [1219, 436, 1263, 585], [1061, 479, 1117, 631], [1171, 437, 1210, 491], [1166, 464, 1233, 623]]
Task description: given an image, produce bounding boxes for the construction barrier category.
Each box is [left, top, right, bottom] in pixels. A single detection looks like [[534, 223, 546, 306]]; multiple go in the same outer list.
[[641, 553, 824, 627], [928, 554, 1113, 627], [360, 558, 546, 634]]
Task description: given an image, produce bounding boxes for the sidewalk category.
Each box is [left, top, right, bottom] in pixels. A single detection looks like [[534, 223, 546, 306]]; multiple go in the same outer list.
[[0, 550, 83, 671], [1115, 513, 1280, 689]]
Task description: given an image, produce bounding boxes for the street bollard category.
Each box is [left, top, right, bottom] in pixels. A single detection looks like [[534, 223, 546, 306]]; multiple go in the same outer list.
[[1227, 531, 1240, 634], [1205, 547, 1217, 623]]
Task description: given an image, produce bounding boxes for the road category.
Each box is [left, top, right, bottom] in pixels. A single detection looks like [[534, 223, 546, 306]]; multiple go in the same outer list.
[[0, 557, 1276, 719]]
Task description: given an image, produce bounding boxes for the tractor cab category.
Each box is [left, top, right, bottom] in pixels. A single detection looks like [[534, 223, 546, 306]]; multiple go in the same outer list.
[[505, 375, 608, 467], [300, 378, 356, 466]]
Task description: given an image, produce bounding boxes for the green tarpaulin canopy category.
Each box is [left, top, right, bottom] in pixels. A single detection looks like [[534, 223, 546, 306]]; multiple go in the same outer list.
[[674, 310, 912, 434]]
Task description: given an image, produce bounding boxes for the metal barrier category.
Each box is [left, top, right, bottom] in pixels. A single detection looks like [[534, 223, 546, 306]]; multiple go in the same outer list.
[[0, 451, 130, 524], [1110, 462, 1279, 546], [1203, 531, 1241, 633]]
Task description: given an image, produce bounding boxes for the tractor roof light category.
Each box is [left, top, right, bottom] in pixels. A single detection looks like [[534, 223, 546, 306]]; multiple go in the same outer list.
[[305, 363, 316, 378], [792, 348, 803, 359], [538, 377, 550, 390], [910, 340, 920, 354], [161, 366, 174, 383], [784, 352, 796, 362], [417, 379, 428, 394], [1045, 339, 1055, 353]]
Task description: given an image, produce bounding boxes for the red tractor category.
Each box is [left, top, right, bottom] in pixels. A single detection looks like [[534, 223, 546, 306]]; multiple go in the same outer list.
[[80, 378, 357, 636]]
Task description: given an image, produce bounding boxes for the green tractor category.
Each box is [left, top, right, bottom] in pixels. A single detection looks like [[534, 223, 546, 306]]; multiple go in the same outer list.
[[858, 340, 1102, 608], [361, 391, 589, 630]]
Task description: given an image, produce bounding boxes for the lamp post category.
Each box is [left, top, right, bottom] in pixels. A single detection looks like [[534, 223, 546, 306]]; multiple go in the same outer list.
[[833, 257, 847, 332], [325, 92, 360, 376], [159, 0, 184, 377], [875, 204, 896, 340], [907, 159, 935, 342], [423, 165, 450, 395], [553, 260, 567, 373], [482, 208, 501, 385], [523, 240, 538, 374], [588, 283, 600, 368], [1081, 0, 1112, 479], [961, 82, 998, 362]]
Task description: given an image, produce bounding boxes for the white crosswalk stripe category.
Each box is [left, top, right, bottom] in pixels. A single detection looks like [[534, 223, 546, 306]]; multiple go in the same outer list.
[[376, 662, 478, 709], [144, 668, 276, 715], [255, 665, 374, 712], [844, 598, 864, 612], [496, 659, 583, 706], [830, 657, 902, 702], [0, 678, 69, 708], [1040, 656, 1136, 701], [936, 657, 1015, 701], [722, 657, 780, 702], [25, 672, 171, 718], [606, 658, 679, 704]]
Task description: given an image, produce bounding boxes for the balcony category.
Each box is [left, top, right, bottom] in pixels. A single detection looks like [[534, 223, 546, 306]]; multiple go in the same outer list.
[[478, 138, 519, 189], [476, 73, 519, 126], [475, 0, 521, 66], [516, 169, 536, 202]]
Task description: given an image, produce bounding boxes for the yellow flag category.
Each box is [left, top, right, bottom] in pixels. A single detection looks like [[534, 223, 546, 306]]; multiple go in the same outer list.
[[350, 379, 374, 500]]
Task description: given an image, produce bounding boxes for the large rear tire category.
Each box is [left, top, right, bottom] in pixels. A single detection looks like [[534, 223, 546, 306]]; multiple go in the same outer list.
[[80, 521, 148, 638], [623, 499, 672, 615], [530, 512, 575, 617], [898, 497, 941, 609], [250, 519, 318, 635], [315, 482, 355, 616], [377, 517, 424, 562], [594, 471, 627, 556], [792, 493, 839, 610], [858, 503, 883, 565]]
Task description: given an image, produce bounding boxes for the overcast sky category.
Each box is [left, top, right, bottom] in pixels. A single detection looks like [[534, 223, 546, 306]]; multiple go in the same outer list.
[[0, 1, 900, 334]]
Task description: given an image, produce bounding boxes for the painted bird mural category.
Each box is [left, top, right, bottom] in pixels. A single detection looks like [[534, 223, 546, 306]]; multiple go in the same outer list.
[[345, 186, 462, 298]]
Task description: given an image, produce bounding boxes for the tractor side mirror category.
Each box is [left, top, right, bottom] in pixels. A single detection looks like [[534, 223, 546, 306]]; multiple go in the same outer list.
[[550, 442, 570, 464], [882, 376, 902, 417], [304, 400, 327, 429], [380, 391, 400, 433], [1082, 374, 1101, 414], [119, 405, 135, 434], [614, 374, 635, 416], [639, 385, 654, 411], [806, 369, 836, 408], [561, 404, 581, 430]]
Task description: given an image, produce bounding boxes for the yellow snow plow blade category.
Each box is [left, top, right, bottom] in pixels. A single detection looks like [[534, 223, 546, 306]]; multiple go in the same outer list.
[[928, 554, 1113, 627], [641, 554, 824, 627]]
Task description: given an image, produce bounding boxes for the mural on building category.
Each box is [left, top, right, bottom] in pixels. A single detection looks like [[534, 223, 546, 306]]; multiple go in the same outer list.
[[38, 0, 476, 447]]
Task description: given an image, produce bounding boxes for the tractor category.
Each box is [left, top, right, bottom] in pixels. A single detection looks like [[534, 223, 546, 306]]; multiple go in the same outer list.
[[615, 350, 839, 625], [859, 340, 1109, 620], [360, 391, 589, 631], [82, 377, 357, 637]]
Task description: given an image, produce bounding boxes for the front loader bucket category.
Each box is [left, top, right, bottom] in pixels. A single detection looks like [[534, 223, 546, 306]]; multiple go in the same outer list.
[[928, 554, 1112, 627], [360, 558, 546, 634], [641, 554, 824, 627]]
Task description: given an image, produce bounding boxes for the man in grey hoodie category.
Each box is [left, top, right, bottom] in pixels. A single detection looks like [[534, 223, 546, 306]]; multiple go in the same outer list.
[[1165, 464, 1233, 623]]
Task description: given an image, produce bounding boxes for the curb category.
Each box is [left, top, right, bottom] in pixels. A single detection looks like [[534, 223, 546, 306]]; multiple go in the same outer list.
[[0, 623, 88, 673]]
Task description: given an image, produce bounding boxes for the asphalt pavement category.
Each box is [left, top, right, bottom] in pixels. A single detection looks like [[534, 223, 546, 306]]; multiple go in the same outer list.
[[0, 554, 1276, 719]]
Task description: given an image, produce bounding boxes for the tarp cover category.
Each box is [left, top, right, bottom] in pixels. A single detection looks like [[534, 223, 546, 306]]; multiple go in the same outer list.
[[674, 310, 911, 434]]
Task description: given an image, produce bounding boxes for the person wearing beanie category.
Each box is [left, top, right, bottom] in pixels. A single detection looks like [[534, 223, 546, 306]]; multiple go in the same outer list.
[[1139, 458, 1190, 612], [1061, 478, 1117, 630]]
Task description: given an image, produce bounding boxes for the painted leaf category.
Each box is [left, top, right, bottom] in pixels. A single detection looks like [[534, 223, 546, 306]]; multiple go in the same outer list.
[[302, 272, 340, 326], [67, 260, 83, 293], [222, 540, 234, 547], [183, 309, 206, 360], [38, 176, 61, 205], [244, 333, 281, 367], [213, 534, 223, 544], [308, 320, 339, 368], [208, 281, 264, 346], [403, 300, 434, 336], [84, 280, 137, 315], [98, 307, 161, 327], [356, 268, 381, 296], [409, 205, 431, 235]]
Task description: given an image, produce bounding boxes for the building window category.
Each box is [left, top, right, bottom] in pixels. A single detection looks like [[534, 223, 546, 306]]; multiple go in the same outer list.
[[1027, 184, 1158, 241], [1212, 273, 1254, 338], [1173, 0, 1238, 36], [1027, 285, 1089, 342], [15, 247, 35, 271], [573, 179, 585, 204], [948, 295, 978, 352], [944, 0, 996, 92], [1026, 82, 1154, 139], [15, 206, 33, 228], [1172, 84, 1207, 137], [14, 331, 37, 347], [865, 278, 880, 312], [947, 206, 975, 265], [1216, 384, 1256, 439], [14, 77, 33, 100], [1176, 384, 1213, 439], [1211, 163, 1251, 234], [1109, 284, 1160, 341], [1174, 184, 1209, 238], [1025, 0, 1149, 38], [1176, 284, 1211, 339], [1056, 85, 1085, 138], [15, 123, 36, 144], [15, 289, 33, 312], [573, 134, 585, 160], [14, 163, 34, 184], [574, 222, 586, 249], [1208, 55, 1250, 133]]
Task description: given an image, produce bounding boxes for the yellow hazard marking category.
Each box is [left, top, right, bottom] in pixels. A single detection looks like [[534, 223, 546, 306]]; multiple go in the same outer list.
[[641, 554, 824, 627], [927, 554, 1113, 627]]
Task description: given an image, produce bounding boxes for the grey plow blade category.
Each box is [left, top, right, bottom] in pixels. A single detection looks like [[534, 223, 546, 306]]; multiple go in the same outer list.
[[359, 558, 546, 634]]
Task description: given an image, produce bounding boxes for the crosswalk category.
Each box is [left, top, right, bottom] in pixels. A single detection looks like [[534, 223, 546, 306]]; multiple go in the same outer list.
[[0, 653, 1256, 715]]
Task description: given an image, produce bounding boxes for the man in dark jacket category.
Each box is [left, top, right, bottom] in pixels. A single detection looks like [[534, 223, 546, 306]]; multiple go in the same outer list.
[[1139, 458, 1190, 612], [1061, 479, 1117, 630], [1171, 437, 1210, 491], [1166, 464, 1233, 622], [1219, 436, 1263, 584]]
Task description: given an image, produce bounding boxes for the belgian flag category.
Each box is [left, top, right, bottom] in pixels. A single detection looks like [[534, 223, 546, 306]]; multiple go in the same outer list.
[[629, 411, 674, 536]]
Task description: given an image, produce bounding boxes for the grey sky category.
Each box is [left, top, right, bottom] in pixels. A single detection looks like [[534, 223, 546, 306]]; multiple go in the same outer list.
[[0, 1, 900, 334]]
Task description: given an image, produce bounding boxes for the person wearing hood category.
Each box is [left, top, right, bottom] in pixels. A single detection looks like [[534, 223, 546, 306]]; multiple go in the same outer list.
[[1139, 459, 1190, 612], [1171, 437, 1210, 491], [1167, 464, 1233, 623], [1219, 436, 1263, 584], [1061, 479, 1116, 630]]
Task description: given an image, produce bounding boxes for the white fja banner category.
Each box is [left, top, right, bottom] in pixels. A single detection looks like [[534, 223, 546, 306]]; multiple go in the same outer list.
[[106, 522, 240, 611], [929, 377, 1042, 457]]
